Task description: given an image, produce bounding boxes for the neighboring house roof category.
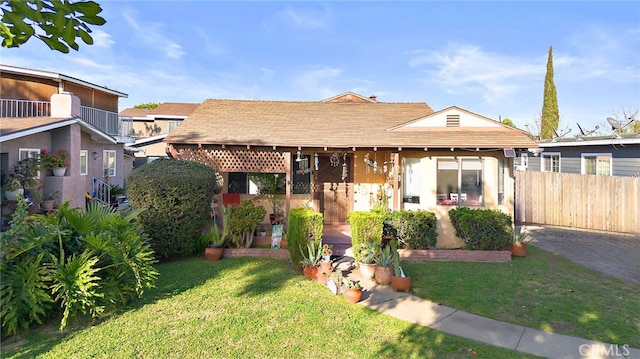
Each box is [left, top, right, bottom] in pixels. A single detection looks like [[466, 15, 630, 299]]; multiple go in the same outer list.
[[130, 133, 168, 147], [537, 134, 640, 148], [119, 103, 200, 120], [165, 95, 536, 149], [147, 103, 199, 118], [0, 64, 128, 98], [0, 116, 116, 144]]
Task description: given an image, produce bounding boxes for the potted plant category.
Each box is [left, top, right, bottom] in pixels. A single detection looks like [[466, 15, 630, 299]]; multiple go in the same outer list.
[[342, 277, 363, 303], [41, 148, 69, 176], [204, 224, 226, 261], [299, 241, 321, 279], [316, 244, 333, 284], [249, 173, 286, 224], [390, 239, 411, 292], [510, 230, 531, 257], [226, 200, 267, 248], [40, 190, 59, 212], [2, 177, 23, 201], [355, 241, 380, 280], [374, 244, 394, 285], [108, 184, 126, 209]]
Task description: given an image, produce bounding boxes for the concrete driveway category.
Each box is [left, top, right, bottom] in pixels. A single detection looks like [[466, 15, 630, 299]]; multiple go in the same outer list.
[[519, 224, 640, 284]]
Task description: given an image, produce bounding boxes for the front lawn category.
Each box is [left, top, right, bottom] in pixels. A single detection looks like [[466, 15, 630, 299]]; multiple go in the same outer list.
[[2, 257, 537, 359], [406, 246, 640, 348]]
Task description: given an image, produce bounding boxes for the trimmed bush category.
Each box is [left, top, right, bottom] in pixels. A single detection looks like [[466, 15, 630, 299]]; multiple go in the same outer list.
[[127, 159, 217, 260], [287, 207, 323, 265], [347, 211, 385, 249], [449, 207, 512, 250], [385, 210, 438, 249]]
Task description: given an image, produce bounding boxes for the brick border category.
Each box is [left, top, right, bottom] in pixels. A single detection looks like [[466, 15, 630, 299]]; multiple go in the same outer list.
[[221, 248, 511, 262]]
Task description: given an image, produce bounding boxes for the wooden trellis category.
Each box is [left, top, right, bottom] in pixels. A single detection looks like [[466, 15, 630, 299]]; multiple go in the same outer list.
[[173, 146, 287, 173]]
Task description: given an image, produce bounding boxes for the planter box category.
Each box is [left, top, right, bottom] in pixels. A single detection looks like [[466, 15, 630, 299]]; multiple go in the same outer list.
[[399, 249, 511, 262], [223, 248, 289, 260]]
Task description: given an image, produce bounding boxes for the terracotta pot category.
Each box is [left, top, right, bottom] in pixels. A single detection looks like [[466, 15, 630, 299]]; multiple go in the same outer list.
[[343, 288, 362, 303], [391, 275, 411, 292], [316, 271, 329, 285], [319, 260, 333, 274], [40, 200, 55, 212], [303, 265, 318, 279], [510, 243, 527, 257], [374, 266, 393, 285], [4, 188, 23, 201], [359, 262, 377, 280], [205, 247, 223, 261]]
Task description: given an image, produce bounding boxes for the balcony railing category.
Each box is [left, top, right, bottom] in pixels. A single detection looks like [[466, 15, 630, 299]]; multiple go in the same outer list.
[[0, 99, 132, 139], [0, 99, 50, 117]]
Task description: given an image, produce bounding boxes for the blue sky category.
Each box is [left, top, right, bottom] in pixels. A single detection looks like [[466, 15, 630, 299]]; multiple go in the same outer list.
[[3, 1, 639, 135]]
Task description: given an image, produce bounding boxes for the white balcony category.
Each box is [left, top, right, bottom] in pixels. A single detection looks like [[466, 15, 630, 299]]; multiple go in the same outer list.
[[0, 99, 133, 142]]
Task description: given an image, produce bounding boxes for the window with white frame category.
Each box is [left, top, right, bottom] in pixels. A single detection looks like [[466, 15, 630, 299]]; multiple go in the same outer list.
[[103, 150, 116, 177], [403, 158, 421, 198], [541, 152, 561, 173], [582, 153, 611, 176], [19, 148, 41, 177], [436, 158, 483, 206], [168, 121, 181, 132], [80, 150, 88, 175]]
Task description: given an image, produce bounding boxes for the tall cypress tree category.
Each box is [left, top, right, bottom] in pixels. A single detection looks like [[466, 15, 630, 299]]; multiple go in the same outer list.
[[540, 46, 559, 140]]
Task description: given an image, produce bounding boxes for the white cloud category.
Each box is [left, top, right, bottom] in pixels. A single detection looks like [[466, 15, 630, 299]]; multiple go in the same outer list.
[[90, 30, 114, 48], [278, 5, 328, 29], [122, 10, 185, 59], [292, 66, 343, 97], [409, 44, 544, 104]]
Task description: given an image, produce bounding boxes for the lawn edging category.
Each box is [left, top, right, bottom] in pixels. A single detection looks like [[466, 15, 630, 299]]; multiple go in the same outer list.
[[399, 249, 511, 262]]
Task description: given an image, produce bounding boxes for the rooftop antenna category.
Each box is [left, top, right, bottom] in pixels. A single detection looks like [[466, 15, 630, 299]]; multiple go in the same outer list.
[[575, 122, 599, 140], [607, 117, 633, 139], [551, 127, 571, 142]]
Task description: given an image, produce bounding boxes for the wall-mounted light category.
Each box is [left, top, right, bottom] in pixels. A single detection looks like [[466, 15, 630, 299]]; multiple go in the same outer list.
[[92, 151, 98, 160]]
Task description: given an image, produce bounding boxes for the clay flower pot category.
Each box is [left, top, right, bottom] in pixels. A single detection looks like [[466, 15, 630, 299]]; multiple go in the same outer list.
[[358, 262, 377, 280], [316, 271, 329, 285], [391, 275, 411, 292], [510, 243, 527, 257], [343, 288, 362, 303], [374, 266, 393, 285], [303, 265, 318, 280], [205, 247, 223, 261]]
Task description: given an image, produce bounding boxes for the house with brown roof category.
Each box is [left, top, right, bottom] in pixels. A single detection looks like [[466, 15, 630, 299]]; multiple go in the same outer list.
[[0, 64, 131, 214], [164, 92, 537, 247], [120, 102, 199, 167]]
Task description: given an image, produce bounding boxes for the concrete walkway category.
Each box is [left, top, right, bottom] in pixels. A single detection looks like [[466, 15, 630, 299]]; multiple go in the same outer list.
[[348, 271, 640, 359], [330, 223, 640, 358]]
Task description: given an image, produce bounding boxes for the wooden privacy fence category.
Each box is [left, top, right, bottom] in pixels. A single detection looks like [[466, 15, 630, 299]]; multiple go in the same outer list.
[[515, 171, 640, 234]]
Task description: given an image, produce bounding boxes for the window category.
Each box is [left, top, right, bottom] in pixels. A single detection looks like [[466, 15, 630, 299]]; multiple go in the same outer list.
[[103, 150, 116, 177], [168, 121, 180, 132], [80, 150, 88, 175], [520, 153, 529, 168], [19, 148, 41, 177], [436, 158, 483, 206], [403, 158, 421, 197], [292, 154, 311, 194], [582, 154, 611, 176], [541, 153, 561, 173]]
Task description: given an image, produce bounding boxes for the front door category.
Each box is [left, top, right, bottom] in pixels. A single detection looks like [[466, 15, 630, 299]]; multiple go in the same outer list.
[[314, 153, 352, 224]]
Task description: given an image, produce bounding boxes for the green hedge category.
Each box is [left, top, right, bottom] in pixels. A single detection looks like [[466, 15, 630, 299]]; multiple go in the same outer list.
[[127, 159, 217, 260], [287, 207, 323, 265], [384, 210, 438, 249], [347, 211, 385, 250], [449, 207, 512, 250]]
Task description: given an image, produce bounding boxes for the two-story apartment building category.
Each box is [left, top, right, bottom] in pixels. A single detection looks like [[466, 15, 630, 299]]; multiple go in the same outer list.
[[0, 64, 132, 213], [120, 102, 199, 167]]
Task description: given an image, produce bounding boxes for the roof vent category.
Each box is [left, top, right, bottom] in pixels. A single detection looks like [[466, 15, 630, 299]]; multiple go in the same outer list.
[[446, 114, 460, 127]]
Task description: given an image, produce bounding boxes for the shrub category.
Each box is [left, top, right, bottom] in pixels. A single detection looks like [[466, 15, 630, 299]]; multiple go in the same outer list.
[[347, 211, 385, 250], [449, 207, 512, 250], [225, 200, 266, 248], [385, 210, 438, 249], [287, 207, 323, 265], [127, 158, 217, 259]]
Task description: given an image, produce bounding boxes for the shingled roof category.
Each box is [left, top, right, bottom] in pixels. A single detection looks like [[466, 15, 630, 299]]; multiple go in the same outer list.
[[164, 94, 537, 150]]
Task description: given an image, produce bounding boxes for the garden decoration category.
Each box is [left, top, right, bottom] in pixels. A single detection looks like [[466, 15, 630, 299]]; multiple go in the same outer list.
[[510, 230, 531, 257]]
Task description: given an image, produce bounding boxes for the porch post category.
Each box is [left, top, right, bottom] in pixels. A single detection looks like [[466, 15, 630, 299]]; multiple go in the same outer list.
[[284, 151, 291, 217], [392, 152, 400, 210]]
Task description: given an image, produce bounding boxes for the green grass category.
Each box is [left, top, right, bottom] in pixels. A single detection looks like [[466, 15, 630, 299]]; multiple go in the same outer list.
[[2, 257, 538, 359], [406, 246, 640, 348]]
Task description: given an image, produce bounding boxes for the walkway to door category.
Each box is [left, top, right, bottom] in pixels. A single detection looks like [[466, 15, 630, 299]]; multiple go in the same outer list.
[[322, 224, 352, 256]]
